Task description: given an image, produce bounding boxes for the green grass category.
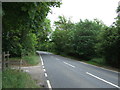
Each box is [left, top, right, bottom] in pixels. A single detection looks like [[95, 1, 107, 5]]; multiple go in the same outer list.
[[9, 55, 40, 66], [2, 69, 40, 88], [22, 55, 40, 65], [9, 57, 21, 61], [85, 58, 106, 66], [0, 71, 2, 89]]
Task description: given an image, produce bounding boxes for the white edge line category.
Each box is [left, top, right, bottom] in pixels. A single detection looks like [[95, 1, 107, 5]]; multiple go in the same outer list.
[[38, 52, 52, 89], [80, 61, 119, 73], [39, 54, 44, 66], [86, 72, 120, 88], [47, 80, 52, 89], [45, 73, 48, 77], [63, 61, 75, 68], [43, 69, 46, 72], [41, 58, 44, 66]]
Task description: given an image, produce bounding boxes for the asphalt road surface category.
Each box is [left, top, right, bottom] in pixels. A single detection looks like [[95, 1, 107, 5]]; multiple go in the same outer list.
[[37, 51, 119, 89]]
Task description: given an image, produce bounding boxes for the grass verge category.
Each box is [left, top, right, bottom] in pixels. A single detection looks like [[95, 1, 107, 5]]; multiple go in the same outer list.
[[84, 58, 106, 66], [2, 68, 40, 88], [22, 55, 40, 65], [9, 55, 40, 66]]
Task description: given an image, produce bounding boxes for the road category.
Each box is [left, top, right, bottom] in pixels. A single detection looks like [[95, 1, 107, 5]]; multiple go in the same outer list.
[[37, 51, 119, 89]]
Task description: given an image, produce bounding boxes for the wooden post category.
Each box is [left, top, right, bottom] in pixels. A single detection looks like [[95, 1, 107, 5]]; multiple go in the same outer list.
[[2, 52, 4, 70], [2, 52, 5, 70], [6, 51, 9, 68]]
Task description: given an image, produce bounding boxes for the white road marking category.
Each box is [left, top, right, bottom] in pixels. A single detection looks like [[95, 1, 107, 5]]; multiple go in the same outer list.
[[43, 66, 45, 69], [43, 69, 46, 72], [40, 55, 44, 66], [47, 80, 52, 89], [45, 73, 48, 77], [63, 62, 75, 68], [38, 53, 52, 90], [86, 72, 120, 88]]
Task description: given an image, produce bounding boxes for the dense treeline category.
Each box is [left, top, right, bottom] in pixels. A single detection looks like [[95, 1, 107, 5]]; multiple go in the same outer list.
[[2, 2, 119, 68], [52, 16, 105, 59], [2, 2, 61, 57], [51, 7, 120, 68]]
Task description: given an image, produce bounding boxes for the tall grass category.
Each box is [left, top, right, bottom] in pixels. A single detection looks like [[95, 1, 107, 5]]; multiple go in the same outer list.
[[2, 69, 40, 88]]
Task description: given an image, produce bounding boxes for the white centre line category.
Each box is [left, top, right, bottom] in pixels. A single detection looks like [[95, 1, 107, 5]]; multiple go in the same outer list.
[[86, 72, 120, 88], [63, 61, 75, 68]]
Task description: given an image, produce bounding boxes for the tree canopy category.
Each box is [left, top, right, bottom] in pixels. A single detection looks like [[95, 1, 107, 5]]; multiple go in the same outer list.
[[2, 2, 61, 56]]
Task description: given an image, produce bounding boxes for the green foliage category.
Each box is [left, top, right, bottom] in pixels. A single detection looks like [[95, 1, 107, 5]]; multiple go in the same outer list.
[[53, 15, 119, 68], [2, 2, 61, 57], [52, 16, 75, 54], [2, 69, 39, 88], [73, 19, 104, 60], [94, 5, 120, 67], [52, 17, 104, 60], [2, 2, 119, 68], [96, 24, 119, 67], [38, 42, 55, 52], [90, 58, 106, 65], [22, 32, 37, 55], [37, 18, 52, 46]]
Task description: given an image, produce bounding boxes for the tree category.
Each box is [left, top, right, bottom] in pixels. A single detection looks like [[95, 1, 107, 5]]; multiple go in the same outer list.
[[2, 2, 61, 56], [52, 16, 75, 54], [73, 19, 104, 60], [95, 5, 120, 67]]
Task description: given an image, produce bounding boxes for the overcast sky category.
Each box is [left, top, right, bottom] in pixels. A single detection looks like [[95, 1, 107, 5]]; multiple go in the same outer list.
[[47, 0, 120, 27]]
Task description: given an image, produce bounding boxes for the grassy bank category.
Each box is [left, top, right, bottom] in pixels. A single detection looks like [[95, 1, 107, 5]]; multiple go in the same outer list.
[[2, 69, 40, 88]]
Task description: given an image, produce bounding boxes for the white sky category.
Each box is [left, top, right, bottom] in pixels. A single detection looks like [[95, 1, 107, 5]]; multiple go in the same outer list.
[[47, 0, 120, 27]]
